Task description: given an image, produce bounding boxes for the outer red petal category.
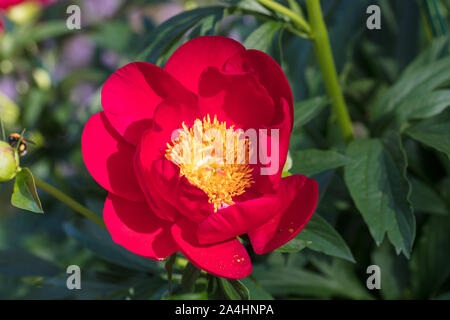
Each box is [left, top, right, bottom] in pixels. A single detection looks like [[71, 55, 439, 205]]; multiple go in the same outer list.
[[197, 193, 280, 245], [171, 217, 252, 279], [249, 175, 319, 254], [245, 49, 294, 129], [164, 36, 245, 94], [101, 62, 195, 145], [81, 112, 145, 203], [103, 193, 178, 260]]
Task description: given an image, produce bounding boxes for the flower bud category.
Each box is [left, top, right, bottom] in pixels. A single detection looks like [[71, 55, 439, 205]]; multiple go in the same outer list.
[[0, 141, 19, 182]]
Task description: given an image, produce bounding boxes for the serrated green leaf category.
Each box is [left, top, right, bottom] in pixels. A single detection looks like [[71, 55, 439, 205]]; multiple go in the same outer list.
[[292, 149, 351, 176], [405, 109, 450, 158], [344, 137, 415, 257], [244, 21, 282, 53], [217, 278, 250, 300], [11, 168, 43, 214]]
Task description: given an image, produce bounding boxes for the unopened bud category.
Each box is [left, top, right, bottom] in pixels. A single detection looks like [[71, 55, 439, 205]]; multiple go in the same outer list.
[[0, 141, 19, 182]]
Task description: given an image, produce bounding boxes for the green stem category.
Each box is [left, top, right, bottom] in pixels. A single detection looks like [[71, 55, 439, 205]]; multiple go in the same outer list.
[[165, 253, 177, 296], [305, 0, 353, 142], [256, 0, 311, 35], [34, 177, 106, 229]]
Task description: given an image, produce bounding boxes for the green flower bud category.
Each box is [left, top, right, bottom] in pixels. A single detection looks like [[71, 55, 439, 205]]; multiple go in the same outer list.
[[0, 141, 20, 182]]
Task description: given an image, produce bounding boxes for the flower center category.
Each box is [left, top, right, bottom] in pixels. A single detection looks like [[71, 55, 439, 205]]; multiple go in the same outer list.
[[165, 115, 254, 212]]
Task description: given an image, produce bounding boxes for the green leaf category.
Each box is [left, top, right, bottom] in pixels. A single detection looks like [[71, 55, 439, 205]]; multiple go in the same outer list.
[[275, 237, 307, 253], [0, 249, 59, 277], [402, 36, 449, 76], [252, 260, 372, 300], [63, 220, 162, 273], [405, 109, 450, 158], [291, 149, 351, 176], [136, 7, 225, 63], [344, 138, 415, 257], [240, 278, 274, 300], [395, 89, 450, 123], [279, 214, 355, 262], [293, 96, 328, 130], [11, 168, 43, 214], [372, 56, 450, 121], [226, 0, 273, 16], [217, 278, 250, 300], [165, 292, 209, 300], [181, 262, 201, 292], [411, 216, 450, 298], [410, 177, 448, 215], [371, 241, 409, 299], [30, 21, 75, 42], [243, 21, 282, 53]]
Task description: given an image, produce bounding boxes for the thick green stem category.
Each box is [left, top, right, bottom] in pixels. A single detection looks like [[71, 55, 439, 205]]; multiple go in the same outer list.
[[34, 177, 106, 229], [306, 0, 353, 141]]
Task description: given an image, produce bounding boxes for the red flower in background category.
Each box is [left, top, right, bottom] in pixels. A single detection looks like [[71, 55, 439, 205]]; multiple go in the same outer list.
[[82, 36, 318, 279], [0, 0, 57, 32], [0, 0, 55, 10]]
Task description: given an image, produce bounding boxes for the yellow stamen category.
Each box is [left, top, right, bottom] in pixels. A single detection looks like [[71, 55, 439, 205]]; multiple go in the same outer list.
[[165, 115, 254, 212]]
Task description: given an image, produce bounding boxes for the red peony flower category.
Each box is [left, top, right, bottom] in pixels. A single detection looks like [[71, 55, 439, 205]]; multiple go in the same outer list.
[[82, 36, 318, 279]]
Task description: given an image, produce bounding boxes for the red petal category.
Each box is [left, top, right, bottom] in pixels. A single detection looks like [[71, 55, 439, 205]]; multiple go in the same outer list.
[[101, 62, 195, 145], [134, 100, 213, 221], [164, 36, 245, 94], [197, 193, 280, 244], [103, 193, 178, 260], [198, 66, 275, 129], [249, 98, 293, 194], [82, 112, 145, 202], [245, 50, 294, 129], [249, 175, 318, 254], [171, 217, 252, 279]]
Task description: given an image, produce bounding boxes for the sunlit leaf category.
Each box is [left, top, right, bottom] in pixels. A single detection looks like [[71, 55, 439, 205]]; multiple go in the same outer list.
[[11, 168, 43, 214]]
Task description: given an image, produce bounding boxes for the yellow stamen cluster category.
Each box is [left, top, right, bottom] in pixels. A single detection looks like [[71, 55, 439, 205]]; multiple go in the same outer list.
[[165, 115, 254, 212]]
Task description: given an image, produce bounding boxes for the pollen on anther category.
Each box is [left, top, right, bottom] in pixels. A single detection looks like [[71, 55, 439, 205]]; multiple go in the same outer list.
[[165, 114, 254, 212]]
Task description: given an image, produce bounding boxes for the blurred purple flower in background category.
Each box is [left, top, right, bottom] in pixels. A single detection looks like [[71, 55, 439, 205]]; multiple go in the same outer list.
[[70, 82, 96, 111], [82, 0, 123, 23], [0, 76, 17, 101], [54, 34, 95, 80], [100, 50, 120, 69]]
